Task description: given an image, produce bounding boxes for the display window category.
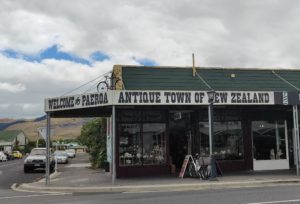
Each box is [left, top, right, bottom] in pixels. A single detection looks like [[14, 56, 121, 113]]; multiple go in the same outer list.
[[119, 124, 141, 165], [118, 110, 167, 166], [199, 121, 244, 160], [252, 120, 287, 160], [142, 123, 166, 165]]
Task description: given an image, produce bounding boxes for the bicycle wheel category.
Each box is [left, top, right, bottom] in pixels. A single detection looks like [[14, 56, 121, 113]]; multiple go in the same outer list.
[[97, 81, 109, 92], [199, 165, 211, 180], [188, 163, 197, 178], [205, 165, 212, 179]]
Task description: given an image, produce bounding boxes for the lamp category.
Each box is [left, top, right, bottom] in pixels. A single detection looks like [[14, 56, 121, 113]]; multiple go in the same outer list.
[[207, 90, 216, 104]]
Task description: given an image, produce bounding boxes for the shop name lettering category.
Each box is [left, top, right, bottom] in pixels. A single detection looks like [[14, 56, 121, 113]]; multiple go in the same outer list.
[[118, 91, 270, 104], [48, 93, 108, 110], [47, 91, 271, 110]]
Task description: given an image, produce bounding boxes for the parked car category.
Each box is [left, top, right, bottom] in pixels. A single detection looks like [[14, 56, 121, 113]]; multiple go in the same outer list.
[[0, 151, 7, 162], [12, 151, 23, 159], [54, 150, 69, 164], [65, 149, 76, 158], [24, 148, 54, 173], [4, 152, 14, 160]]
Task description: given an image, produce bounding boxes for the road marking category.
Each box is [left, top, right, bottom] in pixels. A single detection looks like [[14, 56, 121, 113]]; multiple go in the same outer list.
[[123, 188, 206, 194], [247, 199, 300, 204], [0, 193, 71, 200], [0, 162, 19, 167], [65, 163, 90, 168]]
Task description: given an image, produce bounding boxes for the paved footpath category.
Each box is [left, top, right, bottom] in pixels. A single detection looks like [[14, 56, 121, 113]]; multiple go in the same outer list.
[[14, 153, 300, 194]]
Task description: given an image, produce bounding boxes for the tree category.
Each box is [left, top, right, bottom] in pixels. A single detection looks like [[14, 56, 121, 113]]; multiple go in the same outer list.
[[78, 118, 107, 168], [24, 141, 36, 153], [13, 139, 20, 151]]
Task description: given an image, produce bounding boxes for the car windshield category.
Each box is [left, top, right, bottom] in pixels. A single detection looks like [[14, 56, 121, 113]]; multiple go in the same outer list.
[[30, 149, 46, 155], [54, 151, 67, 156]]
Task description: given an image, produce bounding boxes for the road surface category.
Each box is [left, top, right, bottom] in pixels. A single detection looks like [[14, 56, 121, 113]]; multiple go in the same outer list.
[[1, 184, 300, 203], [0, 158, 43, 189], [2, 155, 300, 203]]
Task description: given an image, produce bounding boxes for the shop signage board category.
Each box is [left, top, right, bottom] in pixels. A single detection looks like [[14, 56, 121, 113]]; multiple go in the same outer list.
[[115, 90, 273, 105], [45, 90, 275, 112], [274, 91, 300, 105], [45, 92, 111, 112]]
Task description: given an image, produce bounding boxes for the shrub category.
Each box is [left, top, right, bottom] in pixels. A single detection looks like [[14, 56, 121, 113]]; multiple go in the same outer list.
[[78, 118, 107, 168]]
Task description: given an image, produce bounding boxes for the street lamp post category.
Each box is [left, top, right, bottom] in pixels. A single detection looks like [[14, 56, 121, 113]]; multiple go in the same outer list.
[[207, 90, 216, 156], [207, 90, 217, 180]]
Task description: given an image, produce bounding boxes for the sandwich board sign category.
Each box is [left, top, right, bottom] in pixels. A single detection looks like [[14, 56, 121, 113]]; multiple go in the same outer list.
[[179, 155, 193, 178]]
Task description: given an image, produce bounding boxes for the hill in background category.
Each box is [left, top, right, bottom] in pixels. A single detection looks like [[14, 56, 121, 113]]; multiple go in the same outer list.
[[3, 117, 91, 141]]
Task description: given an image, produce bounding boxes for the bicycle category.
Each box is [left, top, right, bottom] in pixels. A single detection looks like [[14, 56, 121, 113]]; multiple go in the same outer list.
[[97, 75, 122, 92], [198, 156, 211, 180], [187, 154, 211, 180], [187, 154, 200, 178]]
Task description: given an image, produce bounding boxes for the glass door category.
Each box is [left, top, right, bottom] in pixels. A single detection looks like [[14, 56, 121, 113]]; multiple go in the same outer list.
[[252, 120, 289, 170]]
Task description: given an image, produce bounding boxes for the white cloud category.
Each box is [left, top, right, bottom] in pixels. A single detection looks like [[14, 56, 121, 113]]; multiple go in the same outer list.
[[0, 53, 138, 118], [0, 103, 43, 119], [0, 82, 26, 93], [1, 0, 300, 118]]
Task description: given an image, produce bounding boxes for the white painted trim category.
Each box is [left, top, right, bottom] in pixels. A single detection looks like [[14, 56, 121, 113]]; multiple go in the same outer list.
[[253, 159, 289, 171], [252, 120, 290, 171]]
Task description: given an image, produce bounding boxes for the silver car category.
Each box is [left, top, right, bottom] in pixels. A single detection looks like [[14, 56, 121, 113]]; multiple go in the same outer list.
[[0, 151, 7, 162], [24, 148, 54, 173], [65, 149, 76, 158], [54, 151, 69, 164]]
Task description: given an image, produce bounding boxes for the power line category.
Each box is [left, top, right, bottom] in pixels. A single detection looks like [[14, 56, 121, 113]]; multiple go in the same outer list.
[[195, 70, 212, 90], [272, 70, 300, 91], [83, 77, 105, 93], [61, 71, 111, 96]]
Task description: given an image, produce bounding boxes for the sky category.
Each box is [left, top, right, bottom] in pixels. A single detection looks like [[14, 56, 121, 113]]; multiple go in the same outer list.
[[1, 0, 300, 119]]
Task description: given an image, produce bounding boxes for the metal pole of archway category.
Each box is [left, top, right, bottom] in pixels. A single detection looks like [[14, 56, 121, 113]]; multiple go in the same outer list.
[[46, 112, 51, 185], [112, 105, 116, 185], [293, 105, 300, 176]]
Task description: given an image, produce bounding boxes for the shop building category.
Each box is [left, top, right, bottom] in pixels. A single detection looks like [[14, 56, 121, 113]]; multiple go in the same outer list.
[[45, 65, 300, 178]]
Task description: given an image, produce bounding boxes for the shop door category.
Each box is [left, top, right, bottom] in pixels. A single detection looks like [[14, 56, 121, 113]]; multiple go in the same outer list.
[[169, 111, 192, 169], [252, 120, 289, 170]]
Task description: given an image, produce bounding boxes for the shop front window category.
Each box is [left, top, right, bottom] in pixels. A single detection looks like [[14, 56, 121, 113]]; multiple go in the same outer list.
[[142, 123, 166, 165], [214, 121, 243, 160], [118, 110, 167, 166], [252, 120, 287, 160], [199, 121, 243, 160], [119, 124, 141, 166]]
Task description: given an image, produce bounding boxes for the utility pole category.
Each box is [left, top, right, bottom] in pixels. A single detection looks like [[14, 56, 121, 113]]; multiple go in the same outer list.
[[192, 53, 196, 77], [45, 113, 51, 185]]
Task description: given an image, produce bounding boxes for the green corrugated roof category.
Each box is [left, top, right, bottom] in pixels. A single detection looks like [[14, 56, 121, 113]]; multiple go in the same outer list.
[[121, 66, 300, 91], [0, 130, 22, 142]]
